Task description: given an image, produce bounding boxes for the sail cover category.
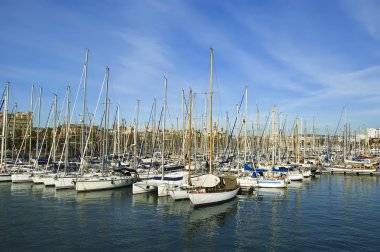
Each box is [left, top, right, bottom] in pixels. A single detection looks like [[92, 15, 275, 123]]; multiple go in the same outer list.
[[191, 174, 220, 188]]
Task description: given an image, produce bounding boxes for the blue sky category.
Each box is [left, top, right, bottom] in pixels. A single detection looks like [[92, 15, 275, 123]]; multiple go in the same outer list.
[[1, 0, 380, 133]]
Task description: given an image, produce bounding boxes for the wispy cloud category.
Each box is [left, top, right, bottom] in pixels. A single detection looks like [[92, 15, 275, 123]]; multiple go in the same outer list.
[[343, 0, 380, 41]]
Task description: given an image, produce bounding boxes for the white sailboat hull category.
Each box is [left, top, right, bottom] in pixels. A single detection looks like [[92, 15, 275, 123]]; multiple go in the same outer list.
[[76, 176, 133, 192], [42, 176, 56, 186], [169, 188, 189, 200], [132, 180, 158, 194], [257, 179, 287, 188], [55, 176, 76, 189], [157, 180, 185, 197], [238, 177, 258, 188], [324, 167, 376, 174], [288, 173, 303, 181], [302, 170, 312, 178], [32, 175, 45, 184], [0, 173, 12, 182], [188, 187, 239, 206], [11, 173, 33, 183]]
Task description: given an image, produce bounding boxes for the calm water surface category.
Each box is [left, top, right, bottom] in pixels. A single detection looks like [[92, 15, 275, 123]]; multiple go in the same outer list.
[[1, 175, 379, 251]]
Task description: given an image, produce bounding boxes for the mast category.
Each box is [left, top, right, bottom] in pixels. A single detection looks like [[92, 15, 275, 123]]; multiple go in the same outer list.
[[65, 86, 70, 171], [278, 112, 282, 164], [162, 77, 167, 179], [303, 120, 306, 161], [295, 116, 299, 163], [187, 89, 192, 184], [152, 98, 156, 154], [29, 84, 34, 162], [104, 67, 110, 170], [52, 94, 57, 163], [82, 48, 89, 159], [271, 106, 275, 166], [209, 48, 214, 174], [11, 103, 17, 162], [194, 93, 197, 170], [343, 107, 347, 161], [312, 117, 315, 155], [256, 104, 260, 166], [134, 100, 139, 169], [117, 104, 120, 160], [1, 82, 9, 170], [182, 89, 186, 164], [244, 86, 248, 164], [236, 104, 240, 171], [36, 87, 42, 168]]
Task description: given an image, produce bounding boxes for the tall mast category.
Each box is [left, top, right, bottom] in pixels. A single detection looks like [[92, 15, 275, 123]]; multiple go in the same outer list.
[[36, 87, 42, 167], [312, 116, 315, 155], [187, 89, 192, 184], [256, 104, 260, 166], [182, 89, 186, 164], [104, 67, 110, 169], [236, 104, 240, 171], [209, 48, 214, 174], [278, 112, 282, 164], [162, 77, 167, 179], [65, 86, 70, 171], [343, 107, 347, 161], [1, 82, 9, 170], [303, 120, 307, 161], [117, 104, 120, 159], [52, 94, 57, 163], [134, 100, 139, 169], [244, 86, 248, 164], [295, 116, 299, 163], [271, 106, 275, 166], [11, 103, 17, 162], [29, 84, 34, 162], [193, 93, 197, 170], [82, 48, 89, 159], [151, 98, 156, 154]]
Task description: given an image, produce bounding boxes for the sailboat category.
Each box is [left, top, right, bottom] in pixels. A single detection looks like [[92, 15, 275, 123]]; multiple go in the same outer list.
[[188, 48, 240, 207], [75, 67, 133, 192], [56, 49, 89, 190]]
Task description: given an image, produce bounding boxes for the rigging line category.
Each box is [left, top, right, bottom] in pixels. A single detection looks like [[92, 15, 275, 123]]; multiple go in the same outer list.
[[0, 86, 6, 111], [333, 107, 345, 137]]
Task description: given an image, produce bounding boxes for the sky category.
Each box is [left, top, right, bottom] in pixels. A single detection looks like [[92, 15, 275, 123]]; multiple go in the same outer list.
[[1, 0, 380, 134]]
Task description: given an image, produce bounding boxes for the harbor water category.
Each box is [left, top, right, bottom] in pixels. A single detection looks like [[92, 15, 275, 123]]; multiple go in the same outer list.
[[1, 175, 379, 251]]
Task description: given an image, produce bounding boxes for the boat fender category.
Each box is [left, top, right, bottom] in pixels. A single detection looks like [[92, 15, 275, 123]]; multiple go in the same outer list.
[[111, 179, 115, 184]]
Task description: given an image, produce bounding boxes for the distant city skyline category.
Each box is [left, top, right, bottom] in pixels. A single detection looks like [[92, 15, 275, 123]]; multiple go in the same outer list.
[[1, 0, 380, 133]]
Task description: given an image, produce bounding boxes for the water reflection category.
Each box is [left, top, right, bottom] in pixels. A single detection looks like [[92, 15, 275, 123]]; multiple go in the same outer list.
[[132, 192, 159, 206], [187, 199, 238, 232], [287, 181, 303, 190], [54, 189, 76, 200], [76, 188, 129, 204], [11, 182, 32, 191], [256, 188, 287, 199]]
